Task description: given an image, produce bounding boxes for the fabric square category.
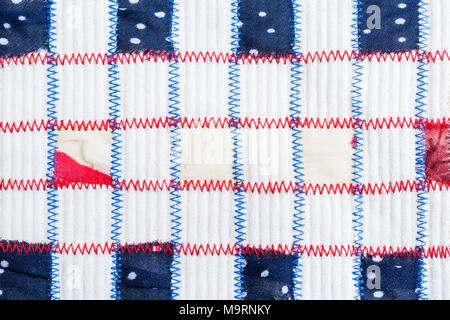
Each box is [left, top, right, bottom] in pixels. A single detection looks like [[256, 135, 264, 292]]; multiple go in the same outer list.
[[55, 130, 112, 186], [425, 258, 450, 300], [428, 61, 450, 117], [302, 256, 354, 299], [362, 127, 416, 184], [303, 0, 353, 52], [179, 255, 235, 299], [0, 131, 47, 180], [0, 191, 47, 243], [361, 192, 417, 247], [0, 63, 47, 122], [0, 241, 51, 300], [0, 0, 48, 58], [119, 60, 170, 119], [242, 253, 296, 300], [122, 128, 170, 181], [122, 190, 172, 243], [58, 64, 109, 121], [58, 189, 111, 243], [425, 126, 450, 183], [303, 194, 353, 246], [118, 242, 173, 300], [242, 128, 292, 182], [429, 0, 450, 51], [117, 0, 172, 53], [361, 60, 417, 119], [238, 0, 294, 57], [180, 128, 234, 181], [245, 192, 294, 247], [181, 191, 234, 244], [55, 0, 110, 54], [178, 62, 229, 118], [302, 128, 353, 185], [178, 0, 232, 53], [303, 61, 353, 118], [240, 63, 291, 119], [358, 0, 419, 53], [361, 254, 419, 300], [428, 191, 450, 246], [60, 255, 113, 299]]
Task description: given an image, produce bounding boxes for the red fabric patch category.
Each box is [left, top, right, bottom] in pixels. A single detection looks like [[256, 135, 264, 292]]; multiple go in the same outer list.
[[425, 127, 449, 183], [54, 151, 112, 186]]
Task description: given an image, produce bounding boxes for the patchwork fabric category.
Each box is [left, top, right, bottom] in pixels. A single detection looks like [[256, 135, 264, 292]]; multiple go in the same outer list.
[[0, 0, 449, 301], [361, 255, 419, 300], [358, 0, 419, 53], [0, 0, 48, 58]]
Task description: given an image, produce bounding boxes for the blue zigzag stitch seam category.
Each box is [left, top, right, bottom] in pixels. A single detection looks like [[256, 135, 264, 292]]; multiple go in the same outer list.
[[229, 0, 246, 300], [351, 0, 364, 300], [168, 0, 182, 300], [108, 0, 123, 300], [290, 0, 304, 300], [415, 0, 430, 300], [46, 0, 60, 300]]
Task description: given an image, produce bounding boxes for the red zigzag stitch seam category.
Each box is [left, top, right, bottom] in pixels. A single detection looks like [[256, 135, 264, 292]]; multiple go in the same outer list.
[[0, 179, 449, 194], [0, 242, 448, 258], [0, 50, 448, 67], [0, 117, 448, 133]]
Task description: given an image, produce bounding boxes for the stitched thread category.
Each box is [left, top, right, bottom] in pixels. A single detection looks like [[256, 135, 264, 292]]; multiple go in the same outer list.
[[0, 242, 448, 258], [2, 179, 448, 194], [0, 117, 448, 133], [45, 0, 60, 300], [0, 50, 448, 67], [415, 0, 430, 300], [107, 0, 123, 300], [167, 0, 182, 300], [229, 0, 246, 300], [351, 0, 364, 300], [290, 0, 304, 300]]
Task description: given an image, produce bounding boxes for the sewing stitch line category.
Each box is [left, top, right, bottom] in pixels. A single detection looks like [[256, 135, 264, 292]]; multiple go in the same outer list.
[[2, 179, 449, 194], [289, 0, 304, 301], [415, 0, 430, 300], [45, 0, 60, 300], [0, 50, 448, 68], [108, 0, 123, 300], [1, 117, 448, 133], [0, 242, 448, 258], [167, 0, 182, 300], [351, 0, 364, 300], [229, 0, 246, 301]]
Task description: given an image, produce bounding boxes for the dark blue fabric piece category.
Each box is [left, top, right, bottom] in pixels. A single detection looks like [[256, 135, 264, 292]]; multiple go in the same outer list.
[[361, 255, 419, 300], [238, 0, 294, 56], [358, 0, 419, 53], [117, 0, 172, 54], [0, 241, 51, 300], [118, 242, 173, 300], [0, 0, 48, 58], [242, 254, 295, 300]]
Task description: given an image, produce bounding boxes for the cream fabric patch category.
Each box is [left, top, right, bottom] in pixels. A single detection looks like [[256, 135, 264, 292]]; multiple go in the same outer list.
[[180, 128, 233, 181], [57, 130, 112, 175], [302, 128, 353, 185]]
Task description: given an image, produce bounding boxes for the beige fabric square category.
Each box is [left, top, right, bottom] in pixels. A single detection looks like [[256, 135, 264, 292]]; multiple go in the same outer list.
[[180, 128, 233, 181], [302, 128, 353, 185], [57, 130, 112, 175]]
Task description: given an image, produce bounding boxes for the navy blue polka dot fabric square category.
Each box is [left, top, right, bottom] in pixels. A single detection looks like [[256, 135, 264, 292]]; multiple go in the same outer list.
[[0, 241, 51, 300], [118, 243, 173, 300], [242, 254, 296, 300], [238, 0, 294, 57], [358, 0, 419, 53], [117, 0, 172, 54], [361, 255, 419, 300], [0, 0, 48, 58]]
